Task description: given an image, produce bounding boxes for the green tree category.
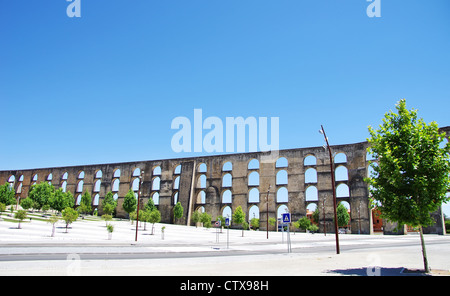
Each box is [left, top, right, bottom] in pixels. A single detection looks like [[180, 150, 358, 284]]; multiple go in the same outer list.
[[49, 188, 73, 213], [78, 192, 92, 214], [173, 202, 184, 223], [336, 203, 350, 228], [101, 191, 117, 216], [191, 210, 201, 227], [250, 218, 259, 230], [308, 224, 319, 233], [20, 198, 34, 211], [0, 202, 6, 217], [148, 209, 161, 235], [28, 182, 54, 211], [297, 216, 311, 232], [233, 206, 246, 237], [122, 189, 137, 218], [14, 210, 27, 229], [62, 207, 79, 233], [106, 224, 114, 240], [365, 99, 450, 273], [145, 197, 156, 212], [0, 183, 16, 206], [200, 212, 212, 228]]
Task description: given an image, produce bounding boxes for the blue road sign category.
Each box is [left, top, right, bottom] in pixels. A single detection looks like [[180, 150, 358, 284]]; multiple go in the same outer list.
[[282, 213, 291, 223], [225, 218, 230, 226]]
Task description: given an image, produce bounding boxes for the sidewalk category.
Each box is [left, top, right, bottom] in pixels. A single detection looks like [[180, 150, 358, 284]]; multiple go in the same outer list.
[[1, 217, 449, 276]]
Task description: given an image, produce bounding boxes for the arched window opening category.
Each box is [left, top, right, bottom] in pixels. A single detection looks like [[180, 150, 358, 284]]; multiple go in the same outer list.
[[276, 170, 288, 185], [306, 186, 318, 201], [248, 159, 259, 170], [152, 192, 160, 205], [94, 180, 101, 192], [222, 173, 232, 188], [334, 153, 347, 164], [248, 188, 260, 203], [198, 163, 207, 173], [336, 184, 350, 198], [197, 191, 206, 204], [277, 205, 289, 219], [153, 166, 161, 176], [112, 179, 120, 192], [304, 155, 317, 166], [276, 187, 288, 203], [174, 176, 181, 190], [335, 166, 349, 181], [276, 157, 288, 168], [222, 161, 232, 172], [305, 168, 317, 183], [222, 190, 232, 204], [152, 177, 161, 191], [133, 168, 141, 177], [174, 165, 182, 175], [249, 205, 260, 221], [132, 178, 140, 192], [95, 170, 103, 179], [76, 180, 84, 193], [248, 171, 259, 186]]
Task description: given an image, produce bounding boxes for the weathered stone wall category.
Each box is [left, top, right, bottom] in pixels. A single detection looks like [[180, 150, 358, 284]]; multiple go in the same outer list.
[[1, 126, 448, 235]]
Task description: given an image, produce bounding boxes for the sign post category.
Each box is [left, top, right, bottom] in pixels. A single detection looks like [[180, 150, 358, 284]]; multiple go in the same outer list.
[[215, 220, 221, 243], [282, 213, 292, 253], [225, 217, 230, 249]]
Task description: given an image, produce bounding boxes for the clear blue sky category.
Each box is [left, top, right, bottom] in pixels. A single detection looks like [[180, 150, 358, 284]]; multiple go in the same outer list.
[[1, 1, 450, 213]]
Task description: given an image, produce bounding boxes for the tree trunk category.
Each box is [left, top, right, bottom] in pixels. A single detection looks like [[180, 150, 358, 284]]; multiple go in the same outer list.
[[419, 226, 430, 273]]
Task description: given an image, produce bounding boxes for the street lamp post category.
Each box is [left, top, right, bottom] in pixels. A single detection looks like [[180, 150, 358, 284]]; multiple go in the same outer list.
[[266, 185, 271, 239], [319, 125, 340, 254], [322, 197, 326, 236], [135, 170, 145, 242]]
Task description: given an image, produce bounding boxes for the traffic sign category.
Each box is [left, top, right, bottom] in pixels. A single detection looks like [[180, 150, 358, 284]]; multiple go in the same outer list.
[[282, 213, 291, 223], [215, 220, 221, 227], [225, 218, 230, 227]]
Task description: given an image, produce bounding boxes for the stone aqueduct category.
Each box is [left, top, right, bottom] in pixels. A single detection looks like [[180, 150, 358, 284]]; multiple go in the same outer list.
[[2, 127, 449, 235]]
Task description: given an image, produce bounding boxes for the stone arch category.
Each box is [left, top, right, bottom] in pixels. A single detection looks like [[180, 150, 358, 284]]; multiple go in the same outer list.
[[248, 205, 260, 221], [304, 155, 317, 166], [336, 183, 350, 198], [222, 161, 232, 172], [275, 157, 288, 168], [248, 171, 259, 186], [222, 173, 232, 188], [222, 189, 232, 204], [248, 158, 259, 170], [334, 152, 347, 164], [276, 187, 288, 203], [305, 168, 317, 183], [305, 185, 318, 201], [335, 165, 348, 181], [248, 188, 259, 203], [276, 170, 287, 185]]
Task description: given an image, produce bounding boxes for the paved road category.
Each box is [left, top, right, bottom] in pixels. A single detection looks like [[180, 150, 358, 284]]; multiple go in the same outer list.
[[1, 236, 448, 262]]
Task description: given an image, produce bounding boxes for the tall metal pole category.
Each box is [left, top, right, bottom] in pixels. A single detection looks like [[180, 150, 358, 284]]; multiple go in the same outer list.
[[135, 170, 144, 242], [320, 125, 340, 254], [322, 197, 327, 236]]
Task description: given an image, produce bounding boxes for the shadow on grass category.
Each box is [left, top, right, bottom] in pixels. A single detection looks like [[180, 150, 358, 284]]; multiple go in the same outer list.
[[326, 267, 430, 276]]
